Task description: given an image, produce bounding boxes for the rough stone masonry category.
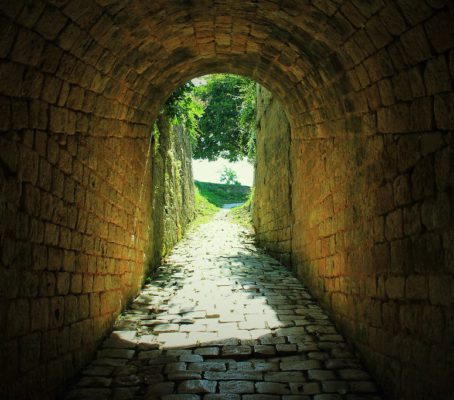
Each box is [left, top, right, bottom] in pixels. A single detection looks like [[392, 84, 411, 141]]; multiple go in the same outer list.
[[63, 210, 382, 400], [0, 1, 453, 400]]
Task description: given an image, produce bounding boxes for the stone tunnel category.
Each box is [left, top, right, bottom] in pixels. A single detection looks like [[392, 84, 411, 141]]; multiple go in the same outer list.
[[0, 0, 453, 399]]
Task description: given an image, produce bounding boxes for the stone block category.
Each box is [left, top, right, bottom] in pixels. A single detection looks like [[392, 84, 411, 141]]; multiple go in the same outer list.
[[219, 381, 254, 394], [412, 232, 444, 273], [35, 6, 68, 40], [411, 156, 435, 200], [256, 382, 290, 394], [79, 294, 90, 319], [385, 277, 405, 300], [19, 146, 39, 184], [403, 203, 421, 236], [20, 332, 41, 372], [400, 25, 432, 65], [221, 345, 252, 357], [422, 305, 444, 342], [19, 271, 39, 298], [421, 193, 451, 231], [424, 55, 452, 95], [0, 15, 17, 57], [434, 93, 454, 129], [11, 30, 45, 67], [64, 294, 78, 324], [56, 272, 70, 295], [321, 380, 348, 394], [281, 360, 321, 371], [390, 238, 413, 274], [177, 380, 217, 394], [410, 97, 433, 132], [393, 174, 411, 206], [71, 274, 83, 293], [424, 8, 454, 53], [429, 276, 454, 306], [420, 133, 444, 156], [290, 381, 320, 395], [6, 299, 30, 338], [49, 296, 64, 328], [406, 275, 428, 300], [385, 209, 403, 241], [307, 369, 336, 381], [50, 106, 69, 133], [204, 371, 262, 381], [0, 95, 11, 131], [69, 322, 83, 351]]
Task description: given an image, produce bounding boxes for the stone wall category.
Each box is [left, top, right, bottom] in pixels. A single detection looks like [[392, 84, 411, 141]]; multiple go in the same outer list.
[[1, 132, 154, 400], [0, 115, 194, 400], [253, 86, 292, 265], [148, 115, 195, 268], [254, 89, 454, 400]]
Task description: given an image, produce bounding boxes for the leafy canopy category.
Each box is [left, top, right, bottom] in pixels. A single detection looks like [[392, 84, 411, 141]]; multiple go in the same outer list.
[[164, 81, 203, 145], [164, 74, 257, 162], [193, 74, 256, 162]]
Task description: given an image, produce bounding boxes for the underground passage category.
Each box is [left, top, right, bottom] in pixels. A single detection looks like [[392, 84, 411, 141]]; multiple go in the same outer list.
[[0, 1, 453, 400]]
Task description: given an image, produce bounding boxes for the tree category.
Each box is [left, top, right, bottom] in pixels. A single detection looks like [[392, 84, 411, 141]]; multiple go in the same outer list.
[[219, 167, 240, 185], [193, 74, 257, 162], [164, 82, 203, 145], [164, 74, 257, 162]]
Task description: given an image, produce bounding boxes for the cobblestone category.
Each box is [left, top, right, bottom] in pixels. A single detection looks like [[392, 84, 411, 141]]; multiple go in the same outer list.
[[62, 211, 382, 399]]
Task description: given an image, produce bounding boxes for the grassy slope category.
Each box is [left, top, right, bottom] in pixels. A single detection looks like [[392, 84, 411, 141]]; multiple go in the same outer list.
[[194, 180, 251, 207], [192, 184, 219, 226], [191, 180, 252, 229]]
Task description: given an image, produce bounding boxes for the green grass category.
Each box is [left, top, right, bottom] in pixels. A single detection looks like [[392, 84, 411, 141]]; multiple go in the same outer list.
[[192, 184, 219, 226], [194, 180, 251, 207], [190, 181, 253, 231]]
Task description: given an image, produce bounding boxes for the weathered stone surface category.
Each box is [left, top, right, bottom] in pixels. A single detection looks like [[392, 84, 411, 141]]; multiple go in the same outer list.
[[221, 346, 252, 357], [256, 382, 291, 394], [204, 371, 262, 381], [265, 372, 306, 383], [177, 380, 217, 394], [280, 360, 321, 371], [194, 347, 219, 357], [188, 362, 226, 372], [218, 381, 254, 394]]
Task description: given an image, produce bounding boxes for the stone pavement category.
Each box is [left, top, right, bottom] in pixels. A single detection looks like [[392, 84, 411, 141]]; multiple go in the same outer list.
[[63, 210, 382, 400]]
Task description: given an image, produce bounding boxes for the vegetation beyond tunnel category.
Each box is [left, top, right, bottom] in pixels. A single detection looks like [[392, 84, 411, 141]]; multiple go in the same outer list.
[[0, 1, 453, 400]]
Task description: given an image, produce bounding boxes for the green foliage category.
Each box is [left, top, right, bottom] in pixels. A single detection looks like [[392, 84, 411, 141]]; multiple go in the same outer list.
[[194, 180, 250, 208], [164, 75, 257, 162], [238, 79, 257, 161], [164, 82, 203, 145], [193, 74, 257, 162], [152, 123, 160, 154], [219, 167, 240, 185]]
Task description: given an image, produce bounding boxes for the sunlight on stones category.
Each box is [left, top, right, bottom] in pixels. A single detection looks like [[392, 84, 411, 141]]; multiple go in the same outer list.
[[63, 210, 381, 399]]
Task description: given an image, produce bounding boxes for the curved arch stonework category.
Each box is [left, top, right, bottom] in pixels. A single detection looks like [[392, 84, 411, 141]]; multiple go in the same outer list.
[[0, 1, 453, 399]]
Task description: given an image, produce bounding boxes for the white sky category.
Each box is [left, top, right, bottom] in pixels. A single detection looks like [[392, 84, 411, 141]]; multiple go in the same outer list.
[[192, 158, 254, 186]]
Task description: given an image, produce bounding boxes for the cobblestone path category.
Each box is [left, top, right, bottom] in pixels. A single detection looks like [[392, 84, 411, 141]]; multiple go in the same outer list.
[[63, 210, 382, 400]]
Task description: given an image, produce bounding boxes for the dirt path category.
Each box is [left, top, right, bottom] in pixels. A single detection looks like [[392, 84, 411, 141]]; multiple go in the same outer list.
[[63, 210, 381, 400]]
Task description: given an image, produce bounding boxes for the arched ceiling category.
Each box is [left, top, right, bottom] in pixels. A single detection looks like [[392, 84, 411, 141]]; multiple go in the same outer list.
[[67, 0, 362, 129]]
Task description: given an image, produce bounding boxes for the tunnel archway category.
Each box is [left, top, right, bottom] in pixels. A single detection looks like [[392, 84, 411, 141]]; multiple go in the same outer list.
[[0, 1, 453, 399]]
